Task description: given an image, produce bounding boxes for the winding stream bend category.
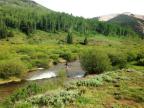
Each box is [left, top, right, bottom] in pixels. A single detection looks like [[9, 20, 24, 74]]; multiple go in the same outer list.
[[0, 61, 85, 101], [26, 60, 85, 80]]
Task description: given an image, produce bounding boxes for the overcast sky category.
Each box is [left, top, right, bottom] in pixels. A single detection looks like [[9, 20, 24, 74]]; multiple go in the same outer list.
[[33, 0, 144, 18]]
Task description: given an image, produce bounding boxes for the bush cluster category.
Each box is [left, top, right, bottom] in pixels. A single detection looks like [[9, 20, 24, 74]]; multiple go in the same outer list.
[[31, 59, 52, 68], [76, 74, 113, 87], [60, 51, 77, 62], [28, 90, 80, 108], [7, 83, 42, 104], [108, 52, 127, 69], [136, 51, 144, 66], [127, 51, 137, 62], [0, 59, 27, 79], [80, 49, 111, 74]]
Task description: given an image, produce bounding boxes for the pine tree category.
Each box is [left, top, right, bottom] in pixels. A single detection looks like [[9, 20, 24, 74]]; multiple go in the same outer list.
[[0, 20, 8, 39], [84, 36, 88, 45], [66, 31, 73, 44]]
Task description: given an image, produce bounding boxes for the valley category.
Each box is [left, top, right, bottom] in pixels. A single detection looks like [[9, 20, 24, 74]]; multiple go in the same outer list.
[[0, 0, 144, 108]]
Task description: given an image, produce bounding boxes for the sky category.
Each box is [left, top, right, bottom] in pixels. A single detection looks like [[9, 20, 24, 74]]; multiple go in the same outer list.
[[33, 0, 144, 18]]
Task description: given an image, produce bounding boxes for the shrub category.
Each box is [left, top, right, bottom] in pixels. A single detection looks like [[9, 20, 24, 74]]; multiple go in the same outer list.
[[49, 54, 59, 65], [7, 31, 14, 37], [137, 50, 144, 60], [28, 90, 80, 107], [137, 58, 144, 66], [57, 69, 67, 85], [30, 52, 48, 59], [76, 79, 103, 87], [136, 51, 144, 66], [60, 51, 77, 62], [122, 88, 144, 102], [8, 83, 42, 104], [108, 52, 127, 69], [80, 49, 111, 74], [0, 59, 27, 79], [127, 51, 137, 62], [83, 37, 88, 45], [32, 59, 52, 68], [58, 69, 67, 78], [15, 102, 33, 108], [20, 55, 33, 69], [0, 50, 13, 60]]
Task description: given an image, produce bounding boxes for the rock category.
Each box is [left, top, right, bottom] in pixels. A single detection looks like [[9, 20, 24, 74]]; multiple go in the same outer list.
[[59, 58, 66, 63], [126, 69, 136, 72]]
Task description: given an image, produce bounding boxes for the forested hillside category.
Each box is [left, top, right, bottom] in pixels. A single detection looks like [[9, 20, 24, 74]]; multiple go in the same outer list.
[[108, 14, 144, 38], [0, 0, 137, 39]]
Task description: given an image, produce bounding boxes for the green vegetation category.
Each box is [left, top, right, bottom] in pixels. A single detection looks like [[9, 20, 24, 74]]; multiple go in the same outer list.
[[80, 49, 111, 74], [0, 30, 143, 108], [7, 83, 42, 104], [3, 83, 42, 108], [0, 59, 27, 79], [0, 0, 138, 40], [0, 30, 143, 81], [83, 36, 88, 45], [27, 90, 80, 108], [1, 69, 143, 108], [136, 50, 144, 66], [0, 0, 144, 108], [108, 14, 144, 38], [108, 52, 127, 69], [66, 31, 73, 44]]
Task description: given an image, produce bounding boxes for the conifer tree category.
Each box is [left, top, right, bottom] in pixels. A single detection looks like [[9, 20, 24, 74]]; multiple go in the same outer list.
[[66, 31, 73, 44], [84, 36, 88, 45]]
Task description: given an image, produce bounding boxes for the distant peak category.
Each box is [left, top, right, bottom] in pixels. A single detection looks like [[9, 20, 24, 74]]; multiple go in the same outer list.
[[121, 12, 134, 16]]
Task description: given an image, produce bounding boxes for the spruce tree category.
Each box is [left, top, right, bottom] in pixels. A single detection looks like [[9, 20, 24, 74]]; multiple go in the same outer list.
[[0, 20, 8, 39], [66, 31, 73, 44], [84, 36, 88, 45]]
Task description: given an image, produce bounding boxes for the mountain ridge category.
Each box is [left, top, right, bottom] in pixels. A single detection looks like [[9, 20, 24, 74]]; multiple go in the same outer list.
[[97, 12, 144, 37], [98, 12, 144, 21], [0, 0, 141, 38]]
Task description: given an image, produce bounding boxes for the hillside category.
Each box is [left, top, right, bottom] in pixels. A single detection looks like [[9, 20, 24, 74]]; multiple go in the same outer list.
[[98, 12, 144, 21], [109, 14, 144, 37], [98, 13, 144, 38], [0, 0, 138, 39]]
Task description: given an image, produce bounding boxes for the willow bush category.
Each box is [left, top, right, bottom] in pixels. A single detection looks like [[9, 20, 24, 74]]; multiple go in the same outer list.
[[0, 59, 27, 79], [80, 49, 111, 75], [108, 52, 127, 69]]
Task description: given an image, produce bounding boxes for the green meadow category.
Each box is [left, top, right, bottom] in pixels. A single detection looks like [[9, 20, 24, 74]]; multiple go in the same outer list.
[[0, 29, 144, 108]]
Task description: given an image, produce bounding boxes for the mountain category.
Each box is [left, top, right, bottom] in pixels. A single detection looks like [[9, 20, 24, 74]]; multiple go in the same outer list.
[[0, 0, 140, 39], [98, 14, 119, 21], [98, 12, 144, 21], [0, 0, 53, 15], [98, 12, 144, 38]]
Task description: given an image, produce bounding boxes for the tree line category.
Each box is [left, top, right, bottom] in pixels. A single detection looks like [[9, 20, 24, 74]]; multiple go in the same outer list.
[[0, 0, 136, 39]]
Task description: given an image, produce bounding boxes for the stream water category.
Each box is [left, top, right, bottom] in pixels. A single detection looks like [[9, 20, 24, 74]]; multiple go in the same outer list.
[[0, 61, 85, 101]]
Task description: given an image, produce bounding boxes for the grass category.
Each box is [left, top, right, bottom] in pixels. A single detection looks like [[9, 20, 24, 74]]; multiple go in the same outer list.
[[0, 29, 144, 81], [0, 30, 144, 107], [66, 70, 144, 108], [1, 69, 143, 108]]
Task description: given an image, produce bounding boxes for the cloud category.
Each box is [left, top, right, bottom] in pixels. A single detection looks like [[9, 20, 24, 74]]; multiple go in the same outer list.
[[33, 0, 144, 18]]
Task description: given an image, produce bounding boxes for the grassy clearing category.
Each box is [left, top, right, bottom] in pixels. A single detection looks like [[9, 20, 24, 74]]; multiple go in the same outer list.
[[1, 69, 143, 108], [66, 70, 144, 108]]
